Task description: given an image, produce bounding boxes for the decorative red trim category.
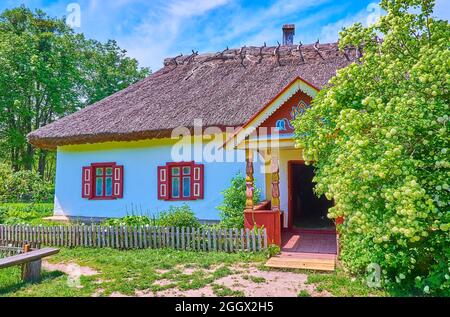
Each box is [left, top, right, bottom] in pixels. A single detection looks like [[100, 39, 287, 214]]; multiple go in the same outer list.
[[113, 165, 124, 199], [192, 164, 204, 200], [166, 161, 195, 167], [158, 162, 204, 201], [82, 166, 92, 198], [222, 76, 320, 148], [88, 197, 118, 201], [91, 162, 117, 167], [158, 166, 169, 200], [82, 162, 124, 200]]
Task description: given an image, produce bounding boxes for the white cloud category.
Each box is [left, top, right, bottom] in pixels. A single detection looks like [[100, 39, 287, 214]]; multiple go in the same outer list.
[[316, 1, 387, 44], [317, 0, 449, 44], [114, 0, 231, 71], [213, 0, 332, 45], [318, 8, 372, 43]]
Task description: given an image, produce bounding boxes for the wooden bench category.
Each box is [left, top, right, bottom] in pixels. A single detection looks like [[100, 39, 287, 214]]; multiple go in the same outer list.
[[0, 247, 60, 282]]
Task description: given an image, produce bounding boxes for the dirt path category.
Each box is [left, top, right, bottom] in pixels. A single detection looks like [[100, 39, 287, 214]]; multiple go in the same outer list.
[[137, 264, 331, 297], [43, 260, 99, 278], [43, 261, 330, 297]]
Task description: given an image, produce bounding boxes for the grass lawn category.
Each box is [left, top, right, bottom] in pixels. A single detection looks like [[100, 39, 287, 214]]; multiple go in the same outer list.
[[1, 248, 266, 297], [0, 203, 61, 226], [0, 247, 388, 297]]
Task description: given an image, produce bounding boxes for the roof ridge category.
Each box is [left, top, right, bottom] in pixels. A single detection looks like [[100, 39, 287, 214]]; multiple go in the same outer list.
[[163, 42, 356, 68]]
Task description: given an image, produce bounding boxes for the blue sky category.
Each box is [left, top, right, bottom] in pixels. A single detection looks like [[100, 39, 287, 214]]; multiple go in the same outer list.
[[1, 0, 448, 71]]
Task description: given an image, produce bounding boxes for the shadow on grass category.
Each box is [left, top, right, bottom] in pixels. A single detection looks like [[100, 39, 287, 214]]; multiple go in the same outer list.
[[0, 270, 65, 296]]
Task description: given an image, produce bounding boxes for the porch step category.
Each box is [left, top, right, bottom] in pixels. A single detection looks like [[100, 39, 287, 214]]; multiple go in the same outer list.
[[282, 234, 301, 251], [265, 253, 336, 271]]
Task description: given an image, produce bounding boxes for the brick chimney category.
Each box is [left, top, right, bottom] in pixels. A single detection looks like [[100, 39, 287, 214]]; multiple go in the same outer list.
[[282, 24, 295, 45]]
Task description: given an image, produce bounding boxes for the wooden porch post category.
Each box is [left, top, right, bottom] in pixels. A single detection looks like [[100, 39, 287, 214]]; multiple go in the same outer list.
[[270, 153, 280, 212], [245, 149, 254, 210], [243, 149, 282, 246]]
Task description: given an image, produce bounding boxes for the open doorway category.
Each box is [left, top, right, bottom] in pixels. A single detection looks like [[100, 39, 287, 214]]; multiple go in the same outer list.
[[289, 161, 335, 231]]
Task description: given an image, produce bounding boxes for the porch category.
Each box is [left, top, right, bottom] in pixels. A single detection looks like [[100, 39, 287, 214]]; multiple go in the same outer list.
[[225, 76, 339, 271], [265, 230, 337, 271], [242, 148, 338, 271]]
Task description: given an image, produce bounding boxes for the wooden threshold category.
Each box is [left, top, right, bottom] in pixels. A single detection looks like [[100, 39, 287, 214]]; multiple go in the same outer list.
[[265, 252, 336, 272]]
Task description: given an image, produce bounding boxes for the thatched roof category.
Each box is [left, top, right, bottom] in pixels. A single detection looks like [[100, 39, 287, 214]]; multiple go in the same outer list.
[[28, 42, 358, 149]]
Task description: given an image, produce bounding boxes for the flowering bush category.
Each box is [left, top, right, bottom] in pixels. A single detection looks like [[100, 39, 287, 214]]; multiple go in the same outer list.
[[293, 0, 449, 295]]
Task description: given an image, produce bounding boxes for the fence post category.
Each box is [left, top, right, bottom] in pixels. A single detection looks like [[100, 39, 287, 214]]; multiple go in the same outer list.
[[263, 228, 268, 250], [171, 227, 175, 249], [180, 227, 185, 250]]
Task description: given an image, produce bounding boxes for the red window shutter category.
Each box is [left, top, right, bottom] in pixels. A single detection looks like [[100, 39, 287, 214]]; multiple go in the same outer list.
[[82, 166, 92, 198], [158, 166, 169, 200], [113, 165, 124, 199], [192, 164, 204, 200]]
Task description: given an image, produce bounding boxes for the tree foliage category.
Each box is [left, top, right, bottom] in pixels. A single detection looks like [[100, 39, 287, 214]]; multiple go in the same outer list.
[[218, 174, 261, 229], [0, 163, 53, 203], [0, 6, 150, 178], [293, 0, 449, 295]]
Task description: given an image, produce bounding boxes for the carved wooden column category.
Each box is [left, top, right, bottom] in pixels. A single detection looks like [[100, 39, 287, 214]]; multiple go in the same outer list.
[[270, 153, 280, 212], [245, 149, 254, 210]]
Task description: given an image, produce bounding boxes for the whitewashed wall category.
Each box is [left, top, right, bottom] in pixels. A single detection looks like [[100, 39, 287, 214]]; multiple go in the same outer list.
[[53, 140, 266, 221]]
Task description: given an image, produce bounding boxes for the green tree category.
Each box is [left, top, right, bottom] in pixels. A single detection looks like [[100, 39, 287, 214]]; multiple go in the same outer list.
[[0, 163, 53, 203], [218, 174, 261, 229], [293, 0, 449, 295], [81, 39, 149, 105], [0, 6, 149, 178]]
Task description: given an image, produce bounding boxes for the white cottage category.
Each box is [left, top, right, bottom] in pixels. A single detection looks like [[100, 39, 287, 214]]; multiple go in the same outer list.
[[28, 27, 357, 249]]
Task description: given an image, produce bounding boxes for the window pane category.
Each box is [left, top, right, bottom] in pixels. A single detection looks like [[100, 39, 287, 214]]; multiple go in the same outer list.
[[106, 168, 113, 176], [183, 167, 191, 175], [96, 177, 103, 196], [172, 177, 180, 198], [105, 177, 113, 197], [172, 167, 180, 176], [96, 168, 103, 176], [183, 177, 191, 197]]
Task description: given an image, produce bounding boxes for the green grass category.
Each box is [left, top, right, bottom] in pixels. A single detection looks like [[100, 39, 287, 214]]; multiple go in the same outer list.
[[212, 284, 245, 297], [242, 275, 266, 283], [0, 248, 266, 297], [306, 269, 388, 297], [298, 290, 311, 297], [0, 203, 59, 226]]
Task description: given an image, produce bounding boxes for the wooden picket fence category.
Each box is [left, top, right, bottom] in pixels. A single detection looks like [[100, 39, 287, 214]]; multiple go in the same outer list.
[[0, 244, 23, 259], [0, 225, 267, 253], [0, 240, 41, 259]]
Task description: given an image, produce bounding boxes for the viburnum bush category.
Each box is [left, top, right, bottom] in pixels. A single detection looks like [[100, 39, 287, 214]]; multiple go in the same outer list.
[[293, 0, 449, 295]]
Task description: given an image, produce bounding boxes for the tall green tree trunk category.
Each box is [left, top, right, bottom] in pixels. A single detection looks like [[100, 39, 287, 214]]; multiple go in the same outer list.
[[38, 149, 47, 178], [25, 142, 34, 171]]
